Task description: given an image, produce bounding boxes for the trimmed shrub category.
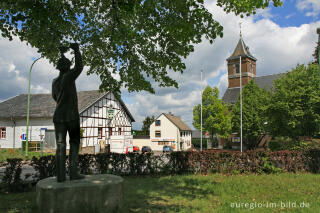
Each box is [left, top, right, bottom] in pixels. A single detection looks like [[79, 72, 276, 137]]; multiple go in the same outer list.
[[31, 155, 56, 181], [4, 149, 319, 183], [1, 158, 23, 192]]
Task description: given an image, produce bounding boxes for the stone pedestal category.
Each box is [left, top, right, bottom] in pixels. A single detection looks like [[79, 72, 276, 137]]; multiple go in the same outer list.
[[36, 174, 123, 213]]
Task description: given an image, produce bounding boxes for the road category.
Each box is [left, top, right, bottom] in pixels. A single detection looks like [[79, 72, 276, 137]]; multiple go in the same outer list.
[[0, 163, 36, 182]]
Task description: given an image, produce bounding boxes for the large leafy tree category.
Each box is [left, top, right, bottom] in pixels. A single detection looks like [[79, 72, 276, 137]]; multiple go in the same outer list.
[[193, 86, 231, 139], [0, 0, 282, 93], [267, 64, 320, 138], [141, 115, 155, 136], [231, 80, 270, 149]]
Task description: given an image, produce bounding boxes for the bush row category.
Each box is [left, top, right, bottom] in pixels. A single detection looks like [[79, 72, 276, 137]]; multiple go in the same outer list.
[[29, 149, 320, 178], [2, 149, 320, 191]]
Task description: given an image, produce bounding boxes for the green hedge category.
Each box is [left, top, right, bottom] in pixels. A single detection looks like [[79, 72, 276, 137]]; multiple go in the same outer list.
[[2, 149, 320, 192]]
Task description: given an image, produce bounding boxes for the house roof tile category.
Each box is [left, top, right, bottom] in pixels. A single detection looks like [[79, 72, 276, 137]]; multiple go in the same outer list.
[[163, 113, 191, 131], [222, 73, 284, 105], [0, 90, 135, 121]]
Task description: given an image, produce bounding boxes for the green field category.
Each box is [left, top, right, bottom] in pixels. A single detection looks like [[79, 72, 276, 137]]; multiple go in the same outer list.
[[1, 173, 319, 213], [0, 149, 53, 163]]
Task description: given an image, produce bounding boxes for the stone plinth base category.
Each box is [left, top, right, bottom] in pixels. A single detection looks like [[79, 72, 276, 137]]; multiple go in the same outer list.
[[36, 174, 123, 213]]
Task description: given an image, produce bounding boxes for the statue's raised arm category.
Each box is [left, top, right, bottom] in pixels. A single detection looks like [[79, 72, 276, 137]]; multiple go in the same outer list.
[[69, 43, 83, 80]]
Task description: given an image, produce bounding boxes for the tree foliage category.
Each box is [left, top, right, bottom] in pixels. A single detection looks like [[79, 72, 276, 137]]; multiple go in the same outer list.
[[142, 115, 155, 136], [0, 0, 282, 94], [193, 86, 231, 139], [231, 80, 270, 149], [267, 64, 320, 138]]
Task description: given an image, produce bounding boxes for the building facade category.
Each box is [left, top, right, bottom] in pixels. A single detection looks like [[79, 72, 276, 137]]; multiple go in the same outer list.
[[149, 113, 192, 151], [0, 90, 134, 152]]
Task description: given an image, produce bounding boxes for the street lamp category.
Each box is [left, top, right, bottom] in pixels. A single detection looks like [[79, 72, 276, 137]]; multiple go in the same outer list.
[[25, 56, 42, 156], [200, 69, 203, 151]]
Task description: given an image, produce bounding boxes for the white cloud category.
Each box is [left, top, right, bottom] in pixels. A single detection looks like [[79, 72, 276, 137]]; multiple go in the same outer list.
[[296, 0, 320, 17], [255, 8, 274, 19], [285, 13, 295, 19], [217, 73, 228, 93]]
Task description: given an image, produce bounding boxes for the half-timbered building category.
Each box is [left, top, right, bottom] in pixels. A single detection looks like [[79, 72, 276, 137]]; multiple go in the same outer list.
[[0, 90, 134, 153]]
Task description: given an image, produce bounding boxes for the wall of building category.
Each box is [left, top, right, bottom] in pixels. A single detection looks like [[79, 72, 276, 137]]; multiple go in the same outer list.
[[132, 138, 152, 150], [0, 118, 54, 149], [150, 114, 179, 151], [149, 114, 192, 151], [0, 93, 133, 150], [179, 131, 192, 150], [227, 57, 256, 88], [80, 92, 132, 148], [228, 77, 252, 88]]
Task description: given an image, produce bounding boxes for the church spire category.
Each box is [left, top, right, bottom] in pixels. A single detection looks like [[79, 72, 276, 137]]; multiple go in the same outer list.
[[226, 27, 257, 88], [227, 30, 257, 62]]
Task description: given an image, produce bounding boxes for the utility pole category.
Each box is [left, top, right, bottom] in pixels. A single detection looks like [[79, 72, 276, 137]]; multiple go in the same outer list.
[[239, 22, 243, 153], [200, 69, 203, 151], [317, 28, 320, 74], [240, 55, 243, 153]]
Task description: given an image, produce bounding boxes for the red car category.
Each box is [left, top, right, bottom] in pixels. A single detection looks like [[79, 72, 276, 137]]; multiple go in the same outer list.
[[133, 146, 140, 152]]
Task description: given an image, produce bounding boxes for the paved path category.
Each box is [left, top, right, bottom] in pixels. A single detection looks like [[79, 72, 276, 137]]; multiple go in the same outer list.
[[0, 164, 37, 182]]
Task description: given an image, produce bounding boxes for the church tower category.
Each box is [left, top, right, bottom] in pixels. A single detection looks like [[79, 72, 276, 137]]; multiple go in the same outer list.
[[226, 35, 257, 88]]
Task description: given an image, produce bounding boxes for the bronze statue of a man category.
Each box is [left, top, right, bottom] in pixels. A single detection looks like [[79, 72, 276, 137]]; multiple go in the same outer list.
[[52, 43, 84, 182]]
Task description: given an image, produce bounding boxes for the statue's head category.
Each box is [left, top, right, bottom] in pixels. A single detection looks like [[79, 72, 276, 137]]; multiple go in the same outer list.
[[57, 55, 71, 73]]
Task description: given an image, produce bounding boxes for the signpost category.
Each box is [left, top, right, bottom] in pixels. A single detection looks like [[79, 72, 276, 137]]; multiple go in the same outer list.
[[40, 128, 47, 157], [20, 133, 26, 152], [21, 133, 27, 141], [108, 109, 114, 119]]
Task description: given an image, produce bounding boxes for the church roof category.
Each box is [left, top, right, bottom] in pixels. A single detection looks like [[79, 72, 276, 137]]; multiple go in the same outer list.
[[222, 73, 284, 105], [227, 37, 257, 61], [0, 90, 135, 121]]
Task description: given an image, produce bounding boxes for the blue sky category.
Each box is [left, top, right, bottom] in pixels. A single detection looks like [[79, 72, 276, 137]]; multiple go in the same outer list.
[[270, 0, 319, 27], [0, 0, 319, 130]]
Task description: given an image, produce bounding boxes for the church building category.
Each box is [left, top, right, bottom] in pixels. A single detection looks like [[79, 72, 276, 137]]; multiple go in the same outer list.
[[221, 35, 283, 149], [222, 35, 283, 105]]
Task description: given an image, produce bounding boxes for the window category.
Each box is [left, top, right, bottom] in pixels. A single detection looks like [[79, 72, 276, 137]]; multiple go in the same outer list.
[[180, 132, 182, 137], [235, 63, 240, 74], [109, 127, 113, 136], [155, 130, 161, 137], [155, 120, 161, 126], [98, 127, 103, 139], [250, 63, 253, 73], [118, 128, 122, 135], [0, 127, 6, 139], [158, 141, 164, 145]]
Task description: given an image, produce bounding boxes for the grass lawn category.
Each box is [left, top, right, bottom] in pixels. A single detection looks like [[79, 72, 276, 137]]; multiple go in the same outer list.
[[0, 149, 53, 163], [0, 173, 319, 213]]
